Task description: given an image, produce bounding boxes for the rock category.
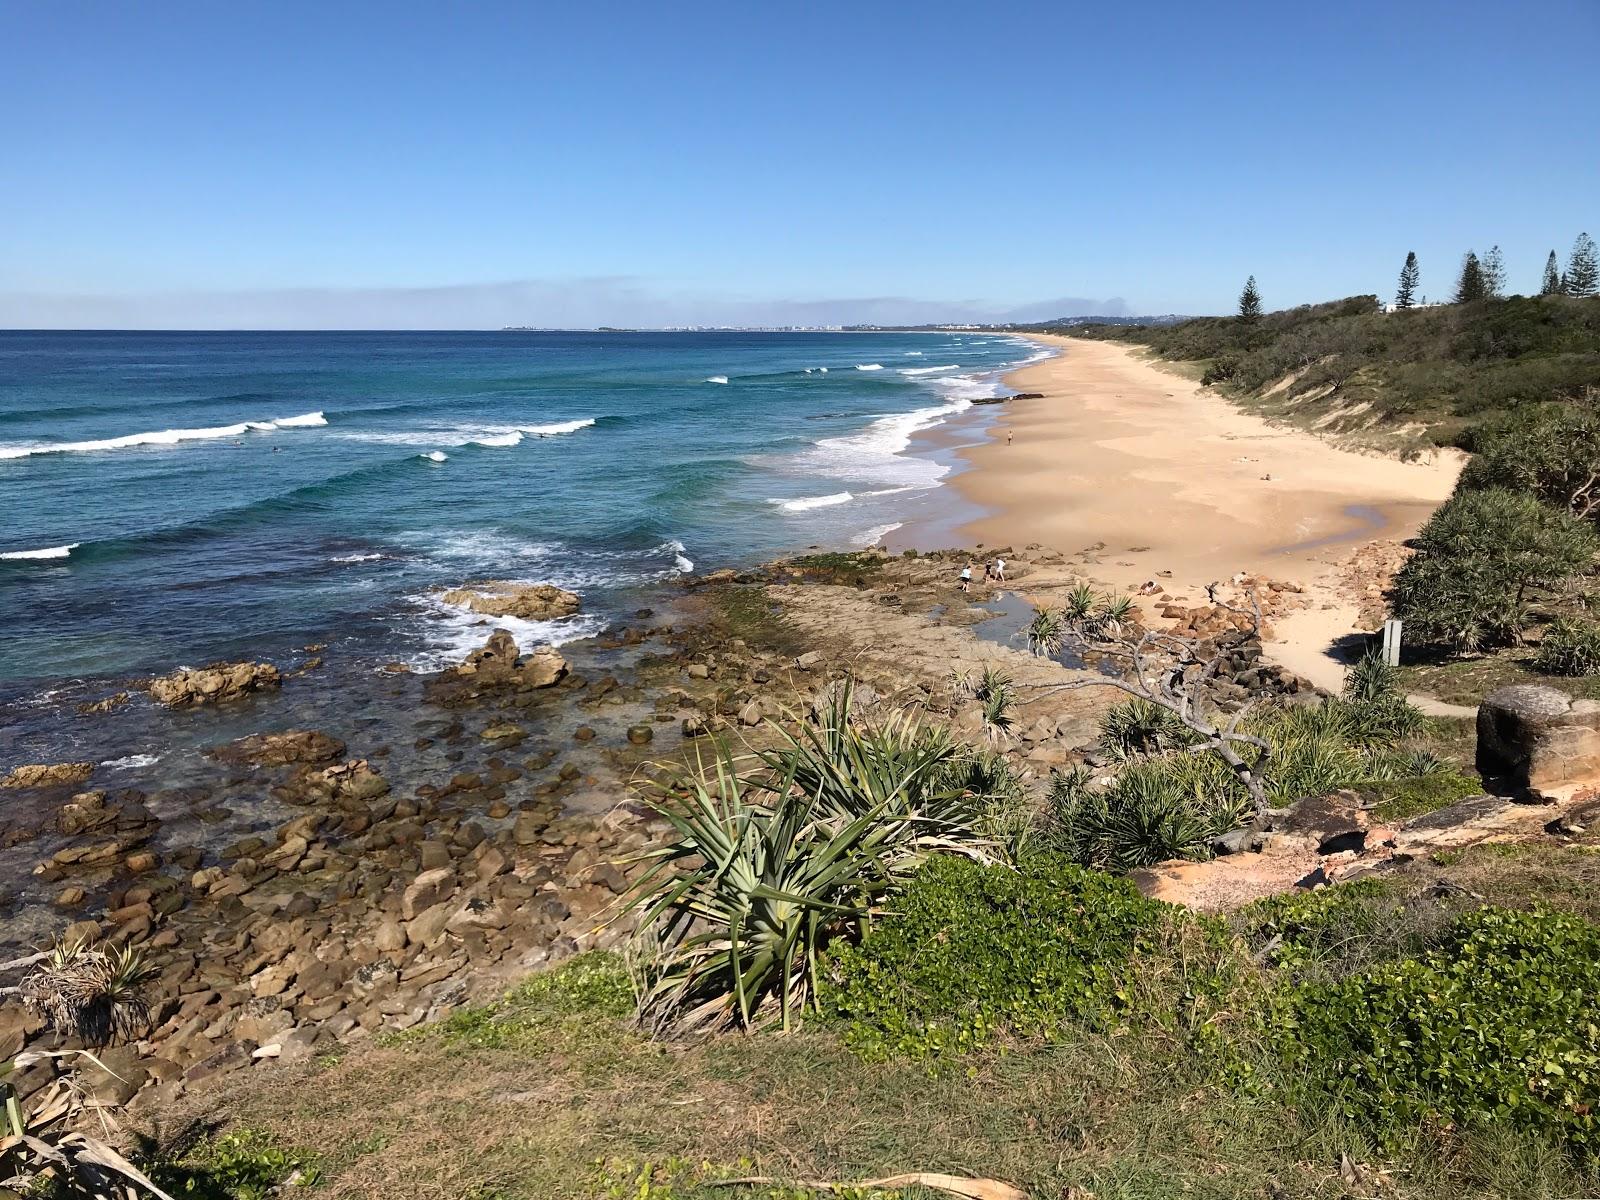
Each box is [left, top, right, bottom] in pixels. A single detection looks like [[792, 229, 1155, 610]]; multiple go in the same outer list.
[[809, 679, 878, 723], [402, 867, 457, 920], [441, 581, 581, 621], [795, 651, 823, 671], [458, 631, 568, 690], [405, 899, 457, 948], [148, 661, 281, 707], [686, 663, 710, 680], [80, 1045, 148, 1106], [737, 699, 764, 727], [2, 762, 95, 789], [626, 724, 653, 745], [1477, 685, 1600, 797], [212, 729, 346, 766], [76, 691, 131, 715]]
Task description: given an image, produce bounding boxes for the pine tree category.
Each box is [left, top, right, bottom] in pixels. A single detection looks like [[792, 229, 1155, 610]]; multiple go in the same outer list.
[[1567, 232, 1599, 298], [1455, 252, 1487, 303], [1238, 275, 1262, 323], [1482, 245, 1505, 298], [1541, 251, 1563, 295], [1396, 251, 1419, 308]]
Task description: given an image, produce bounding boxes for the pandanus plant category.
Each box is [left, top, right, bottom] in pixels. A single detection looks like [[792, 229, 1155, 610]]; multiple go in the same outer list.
[[624, 683, 994, 1033]]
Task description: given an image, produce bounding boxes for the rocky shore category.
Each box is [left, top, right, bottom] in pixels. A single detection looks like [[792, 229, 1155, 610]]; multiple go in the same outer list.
[[0, 543, 1361, 1115]]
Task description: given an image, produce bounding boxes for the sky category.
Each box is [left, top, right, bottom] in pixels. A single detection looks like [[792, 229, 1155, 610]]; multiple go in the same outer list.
[[2, 0, 1597, 328]]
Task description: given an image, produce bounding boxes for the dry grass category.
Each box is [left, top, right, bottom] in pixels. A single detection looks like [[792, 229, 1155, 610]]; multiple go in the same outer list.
[[1397, 652, 1600, 709], [152, 943, 1600, 1200]]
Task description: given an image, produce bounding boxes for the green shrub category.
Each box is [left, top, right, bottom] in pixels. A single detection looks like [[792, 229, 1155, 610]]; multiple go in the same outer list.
[[1458, 402, 1600, 519], [1046, 756, 1247, 870], [1392, 490, 1597, 652], [627, 694, 994, 1032], [1536, 615, 1600, 676], [820, 855, 1162, 1058], [1098, 697, 1201, 760], [151, 1129, 319, 1199], [1285, 905, 1600, 1149]]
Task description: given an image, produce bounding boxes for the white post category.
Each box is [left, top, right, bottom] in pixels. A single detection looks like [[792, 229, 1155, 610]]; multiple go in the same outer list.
[[1381, 618, 1403, 667]]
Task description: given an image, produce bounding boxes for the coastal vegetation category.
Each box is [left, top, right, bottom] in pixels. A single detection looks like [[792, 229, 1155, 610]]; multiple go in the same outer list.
[[1067, 283, 1600, 452]]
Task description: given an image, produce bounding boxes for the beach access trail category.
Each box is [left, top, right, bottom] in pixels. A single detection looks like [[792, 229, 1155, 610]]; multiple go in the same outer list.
[[948, 334, 1463, 691]]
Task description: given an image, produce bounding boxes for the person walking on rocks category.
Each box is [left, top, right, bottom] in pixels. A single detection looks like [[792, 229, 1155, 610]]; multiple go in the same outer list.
[[993, 557, 1006, 583], [958, 563, 973, 593]]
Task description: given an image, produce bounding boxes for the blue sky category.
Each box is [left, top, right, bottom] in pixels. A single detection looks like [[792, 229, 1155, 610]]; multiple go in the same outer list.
[[3, 0, 1596, 327]]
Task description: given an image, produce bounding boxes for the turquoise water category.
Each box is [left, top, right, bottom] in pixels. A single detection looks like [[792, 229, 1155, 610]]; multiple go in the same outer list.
[[0, 330, 1039, 687]]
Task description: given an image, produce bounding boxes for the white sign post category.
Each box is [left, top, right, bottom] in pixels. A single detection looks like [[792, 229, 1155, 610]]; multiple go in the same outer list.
[[1381, 618, 1403, 667]]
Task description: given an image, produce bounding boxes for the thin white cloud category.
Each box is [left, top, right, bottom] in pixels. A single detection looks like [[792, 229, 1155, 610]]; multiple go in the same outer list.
[[0, 278, 1131, 329]]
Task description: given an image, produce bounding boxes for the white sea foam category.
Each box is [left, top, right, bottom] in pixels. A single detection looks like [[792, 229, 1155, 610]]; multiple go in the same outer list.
[[666, 538, 694, 573], [898, 364, 960, 376], [705, 375, 728, 385], [331, 552, 384, 563], [0, 543, 80, 560], [341, 417, 593, 448], [770, 492, 853, 512], [855, 363, 884, 371], [409, 599, 609, 672], [421, 451, 449, 463], [521, 418, 595, 437], [0, 411, 327, 460], [103, 754, 160, 770], [904, 350, 923, 357], [851, 522, 903, 546]]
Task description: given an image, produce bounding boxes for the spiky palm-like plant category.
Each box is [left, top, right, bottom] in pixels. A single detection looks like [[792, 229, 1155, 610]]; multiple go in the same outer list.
[[1063, 583, 1099, 624], [1096, 593, 1136, 637], [1099, 697, 1201, 760], [1027, 607, 1066, 658], [625, 694, 993, 1033]]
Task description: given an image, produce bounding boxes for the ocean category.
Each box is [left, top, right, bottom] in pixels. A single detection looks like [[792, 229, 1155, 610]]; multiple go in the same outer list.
[[0, 329, 1041, 690]]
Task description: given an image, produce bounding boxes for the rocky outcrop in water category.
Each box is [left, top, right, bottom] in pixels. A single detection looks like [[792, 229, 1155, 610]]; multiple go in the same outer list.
[[1, 762, 96, 789], [148, 661, 282, 707], [211, 730, 348, 767], [441, 581, 581, 621]]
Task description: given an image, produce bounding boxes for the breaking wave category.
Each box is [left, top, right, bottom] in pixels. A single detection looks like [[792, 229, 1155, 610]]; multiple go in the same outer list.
[[0, 412, 327, 460], [0, 543, 79, 561]]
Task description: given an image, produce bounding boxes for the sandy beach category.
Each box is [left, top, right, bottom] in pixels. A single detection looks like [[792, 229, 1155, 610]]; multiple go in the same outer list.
[[940, 334, 1464, 689]]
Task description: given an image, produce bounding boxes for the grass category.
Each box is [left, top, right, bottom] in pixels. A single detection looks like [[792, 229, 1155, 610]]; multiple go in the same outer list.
[[787, 552, 885, 587], [183, 869, 1600, 1200], [1397, 651, 1600, 708], [1357, 770, 1485, 822], [706, 584, 805, 656]]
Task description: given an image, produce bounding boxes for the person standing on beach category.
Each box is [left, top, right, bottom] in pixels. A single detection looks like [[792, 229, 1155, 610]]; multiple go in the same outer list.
[[959, 563, 972, 593], [1006, 428, 1014, 446]]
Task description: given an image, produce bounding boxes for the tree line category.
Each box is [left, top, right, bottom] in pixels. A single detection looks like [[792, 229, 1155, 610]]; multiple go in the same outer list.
[[1234, 233, 1599, 319]]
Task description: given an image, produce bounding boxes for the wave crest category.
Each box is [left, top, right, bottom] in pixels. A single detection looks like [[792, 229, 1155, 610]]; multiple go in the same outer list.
[[0, 411, 328, 460]]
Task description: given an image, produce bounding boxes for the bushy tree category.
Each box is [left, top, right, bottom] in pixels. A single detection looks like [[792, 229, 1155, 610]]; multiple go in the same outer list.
[[1567, 232, 1599, 299], [1482, 244, 1506, 298], [1238, 275, 1262, 323], [1455, 252, 1487, 303], [1395, 251, 1419, 308], [1541, 250, 1563, 295], [1392, 489, 1597, 652], [1457, 403, 1600, 519]]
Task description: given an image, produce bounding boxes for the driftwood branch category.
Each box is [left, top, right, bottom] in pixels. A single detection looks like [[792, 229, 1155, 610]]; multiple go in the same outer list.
[[1023, 585, 1273, 816]]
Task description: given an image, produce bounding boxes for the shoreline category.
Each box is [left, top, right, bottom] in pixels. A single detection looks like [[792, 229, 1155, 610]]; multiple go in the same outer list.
[[898, 332, 1463, 688]]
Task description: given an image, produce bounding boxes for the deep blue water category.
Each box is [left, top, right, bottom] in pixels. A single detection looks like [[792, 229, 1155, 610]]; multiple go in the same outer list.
[[0, 330, 1039, 686]]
